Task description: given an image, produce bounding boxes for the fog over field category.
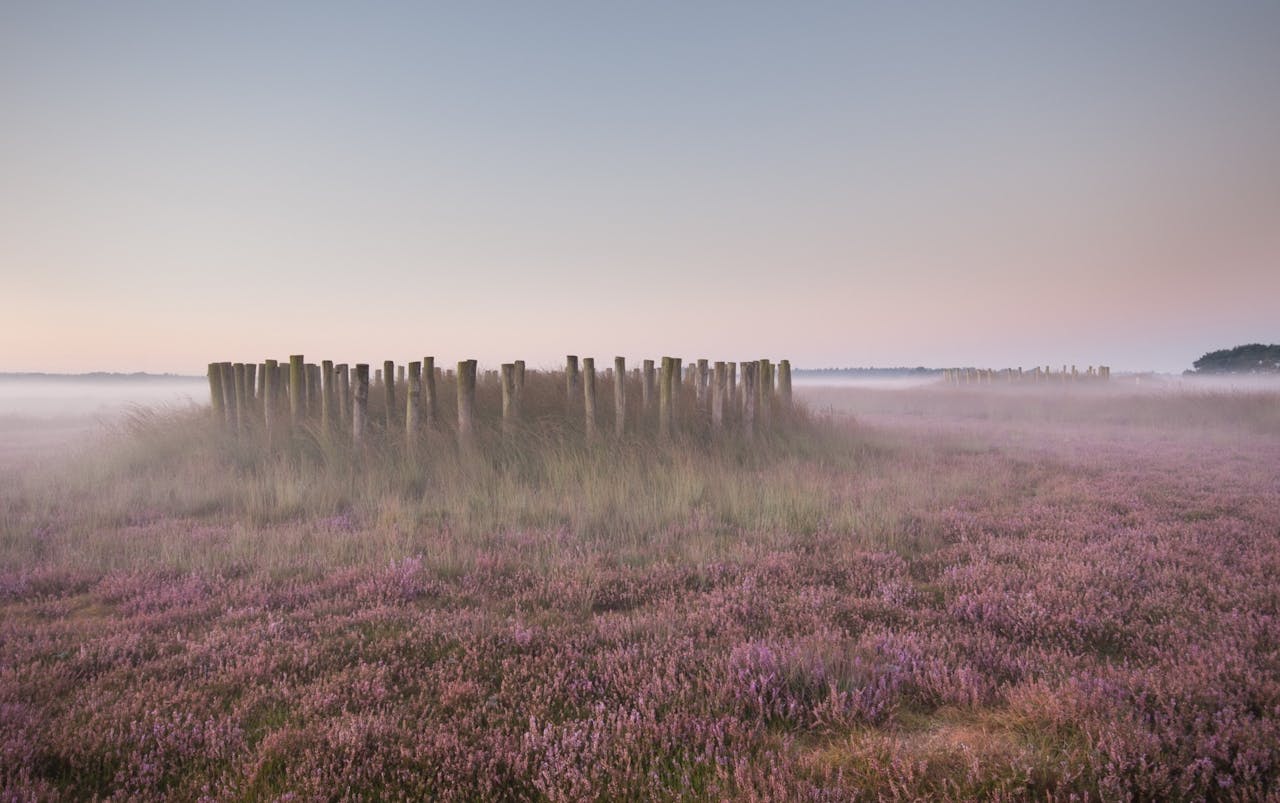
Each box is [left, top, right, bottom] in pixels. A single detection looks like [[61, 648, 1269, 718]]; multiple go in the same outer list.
[[3, 372, 1276, 466], [0, 375, 207, 468], [0, 375, 206, 417], [2, 375, 1278, 798]]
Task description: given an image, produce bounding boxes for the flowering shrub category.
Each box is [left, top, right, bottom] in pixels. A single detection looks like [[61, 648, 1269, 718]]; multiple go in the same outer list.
[[2, 390, 1279, 798]]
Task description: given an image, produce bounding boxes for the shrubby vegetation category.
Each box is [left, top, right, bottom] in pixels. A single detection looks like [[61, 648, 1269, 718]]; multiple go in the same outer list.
[[2, 387, 1279, 798]]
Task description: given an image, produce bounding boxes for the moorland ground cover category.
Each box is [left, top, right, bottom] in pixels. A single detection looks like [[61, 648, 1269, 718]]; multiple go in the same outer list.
[[2, 384, 1278, 800]]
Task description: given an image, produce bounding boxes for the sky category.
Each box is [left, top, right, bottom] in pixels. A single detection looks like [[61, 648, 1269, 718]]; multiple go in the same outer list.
[[2, 2, 1278, 374]]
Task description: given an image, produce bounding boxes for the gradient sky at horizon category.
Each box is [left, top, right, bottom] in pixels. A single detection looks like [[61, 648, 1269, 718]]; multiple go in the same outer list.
[[3, 1, 1278, 373]]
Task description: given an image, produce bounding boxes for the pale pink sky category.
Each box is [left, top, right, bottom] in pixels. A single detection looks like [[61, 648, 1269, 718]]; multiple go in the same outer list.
[[3, 3, 1278, 374]]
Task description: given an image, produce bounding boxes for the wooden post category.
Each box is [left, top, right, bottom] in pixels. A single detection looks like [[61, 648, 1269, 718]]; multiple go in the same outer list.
[[696, 359, 709, 407], [712, 361, 726, 431], [501, 363, 517, 434], [671, 358, 682, 428], [336, 364, 349, 426], [382, 360, 396, 429], [757, 359, 771, 429], [320, 360, 334, 430], [642, 359, 655, 410], [778, 360, 792, 409], [263, 359, 277, 438], [742, 361, 757, 439], [289, 356, 304, 422], [255, 363, 267, 407], [301, 364, 315, 417], [423, 357, 438, 428], [565, 355, 580, 411], [233, 363, 247, 431], [207, 363, 225, 422], [457, 359, 477, 440], [658, 357, 674, 440], [614, 356, 626, 437], [276, 363, 287, 412], [218, 363, 233, 427], [406, 361, 422, 443], [397, 364, 405, 386], [728, 361, 737, 413], [582, 357, 597, 439], [514, 360, 526, 413], [245, 365, 257, 414], [353, 364, 369, 444]]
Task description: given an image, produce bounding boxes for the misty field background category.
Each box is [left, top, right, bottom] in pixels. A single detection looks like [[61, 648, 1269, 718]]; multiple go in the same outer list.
[[2, 379, 1279, 800]]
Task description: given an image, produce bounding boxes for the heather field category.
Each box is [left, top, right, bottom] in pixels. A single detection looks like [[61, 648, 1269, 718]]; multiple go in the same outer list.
[[3, 383, 1280, 801]]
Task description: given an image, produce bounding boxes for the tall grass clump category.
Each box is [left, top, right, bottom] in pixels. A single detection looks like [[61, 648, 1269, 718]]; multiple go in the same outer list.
[[1, 390, 990, 575]]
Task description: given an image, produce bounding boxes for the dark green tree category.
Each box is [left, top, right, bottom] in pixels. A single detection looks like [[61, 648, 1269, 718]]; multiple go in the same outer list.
[[1191, 343, 1280, 374]]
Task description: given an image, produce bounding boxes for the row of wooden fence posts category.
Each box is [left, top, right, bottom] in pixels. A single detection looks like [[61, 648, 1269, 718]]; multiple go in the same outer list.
[[942, 365, 1111, 385], [208, 355, 792, 447]]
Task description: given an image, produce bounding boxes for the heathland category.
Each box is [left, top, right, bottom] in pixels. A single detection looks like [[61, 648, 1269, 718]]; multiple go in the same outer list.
[[2, 377, 1278, 799]]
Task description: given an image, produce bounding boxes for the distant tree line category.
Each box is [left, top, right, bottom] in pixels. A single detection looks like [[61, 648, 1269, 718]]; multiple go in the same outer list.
[[1190, 344, 1280, 374]]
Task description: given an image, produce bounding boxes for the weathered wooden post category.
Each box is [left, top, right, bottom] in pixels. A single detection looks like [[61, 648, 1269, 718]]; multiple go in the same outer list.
[[642, 359, 655, 410], [696, 359, 709, 407], [208, 363, 225, 423], [658, 357, 674, 440], [565, 355, 580, 412], [406, 361, 422, 444], [218, 363, 234, 426], [582, 357, 598, 439], [728, 361, 737, 413], [336, 365, 350, 426], [289, 356, 304, 423], [233, 363, 247, 431], [423, 357, 438, 428], [457, 360, 477, 441], [514, 360, 526, 411], [245, 365, 257, 414], [778, 360, 792, 410], [305, 363, 320, 417], [320, 360, 334, 430], [671, 358, 682, 428], [256, 363, 267, 406], [397, 365, 405, 386], [742, 361, 757, 438], [757, 359, 771, 429], [712, 361, 726, 431], [352, 364, 369, 444], [500, 363, 517, 435], [313, 364, 323, 414], [276, 363, 287, 411], [614, 356, 626, 437], [263, 359, 277, 439], [381, 360, 395, 429]]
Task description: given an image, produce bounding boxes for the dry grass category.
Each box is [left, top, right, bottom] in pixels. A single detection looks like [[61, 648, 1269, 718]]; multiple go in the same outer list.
[[2, 382, 1278, 798], [0, 396, 1005, 575]]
